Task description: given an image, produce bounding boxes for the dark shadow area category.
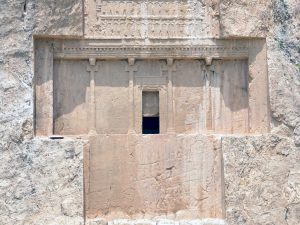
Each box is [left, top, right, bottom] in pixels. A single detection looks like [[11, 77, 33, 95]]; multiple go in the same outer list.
[[210, 59, 249, 111], [53, 59, 90, 134], [142, 117, 160, 134]]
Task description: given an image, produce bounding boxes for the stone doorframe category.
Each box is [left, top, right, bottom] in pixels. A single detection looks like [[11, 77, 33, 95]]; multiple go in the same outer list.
[[135, 84, 167, 134], [34, 37, 270, 136]]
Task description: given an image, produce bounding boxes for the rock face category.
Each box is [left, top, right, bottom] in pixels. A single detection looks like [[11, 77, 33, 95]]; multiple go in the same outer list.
[[0, 1, 299, 225], [223, 135, 300, 225], [219, 1, 300, 224], [220, 0, 300, 132], [0, 138, 85, 225], [0, 0, 84, 224]]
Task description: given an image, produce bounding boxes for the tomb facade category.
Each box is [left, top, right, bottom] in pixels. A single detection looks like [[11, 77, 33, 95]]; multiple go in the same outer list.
[[34, 0, 270, 223]]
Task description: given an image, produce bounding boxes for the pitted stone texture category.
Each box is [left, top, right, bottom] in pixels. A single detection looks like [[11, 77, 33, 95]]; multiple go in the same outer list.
[[0, 0, 83, 151], [0, 0, 83, 126], [88, 218, 108, 225], [0, 1, 83, 224], [33, 0, 83, 35], [0, 138, 84, 225], [86, 219, 226, 225], [222, 135, 300, 225]]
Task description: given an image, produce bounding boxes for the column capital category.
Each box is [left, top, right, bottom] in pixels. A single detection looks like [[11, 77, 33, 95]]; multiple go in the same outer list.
[[162, 59, 176, 72], [205, 57, 213, 66], [128, 57, 135, 66], [89, 58, 96, 66], [167, 58, 174, 66]]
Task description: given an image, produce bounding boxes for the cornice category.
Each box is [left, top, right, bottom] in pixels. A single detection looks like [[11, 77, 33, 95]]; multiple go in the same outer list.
[[53, 43, 249, 60]]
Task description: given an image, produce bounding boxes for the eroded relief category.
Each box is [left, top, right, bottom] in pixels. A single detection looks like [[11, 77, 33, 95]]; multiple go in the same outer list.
[[85, 0, 214, 39]]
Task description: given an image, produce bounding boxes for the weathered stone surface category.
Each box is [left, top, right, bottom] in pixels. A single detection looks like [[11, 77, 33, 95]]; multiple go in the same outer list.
[[86, 134, 224, 220], [86, 219, 227, 225], [220, 0, 300, 136], [33, 0, 83, 35], [84, 0, 218, 39], [0, 0, 83, 143], [219, 1, 300, 224], [1, 0, 299, 224], [223, 135, 300, 225], [0, 138, 85, 225], [0, 0, 84, 224]]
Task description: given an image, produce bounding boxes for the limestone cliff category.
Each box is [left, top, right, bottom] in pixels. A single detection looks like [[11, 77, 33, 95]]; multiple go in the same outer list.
[[0, 0, 299, 225]]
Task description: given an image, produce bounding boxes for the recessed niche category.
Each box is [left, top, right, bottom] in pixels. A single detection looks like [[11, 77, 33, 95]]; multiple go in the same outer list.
[[34, 38, 269, 136]]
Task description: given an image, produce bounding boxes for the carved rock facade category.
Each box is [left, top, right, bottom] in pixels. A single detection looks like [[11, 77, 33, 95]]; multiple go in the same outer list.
[[0, 0, 299, 225]]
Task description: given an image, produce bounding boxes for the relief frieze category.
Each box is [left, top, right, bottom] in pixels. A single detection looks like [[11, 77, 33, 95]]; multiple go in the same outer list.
[[86, 0, 213, 39]]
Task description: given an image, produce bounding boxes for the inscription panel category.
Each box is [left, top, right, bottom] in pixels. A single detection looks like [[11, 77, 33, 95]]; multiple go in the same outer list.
[[86, 0, 212, 39]]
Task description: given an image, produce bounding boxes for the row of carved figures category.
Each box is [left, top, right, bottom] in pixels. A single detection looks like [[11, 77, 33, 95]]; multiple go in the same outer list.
[[93, 20, 210, 37], [96, 1, 206, 16]]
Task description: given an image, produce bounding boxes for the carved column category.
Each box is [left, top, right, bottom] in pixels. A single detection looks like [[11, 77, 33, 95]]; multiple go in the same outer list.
[[162, 58, 176, 133], [204, 57, 213, 132], [87, 58, 98, 135], [125, 58, 138, 134]]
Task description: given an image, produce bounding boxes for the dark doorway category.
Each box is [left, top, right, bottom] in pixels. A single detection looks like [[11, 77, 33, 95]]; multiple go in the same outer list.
[[142, 117, 160, 134], [142, 91, 159, 134]]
